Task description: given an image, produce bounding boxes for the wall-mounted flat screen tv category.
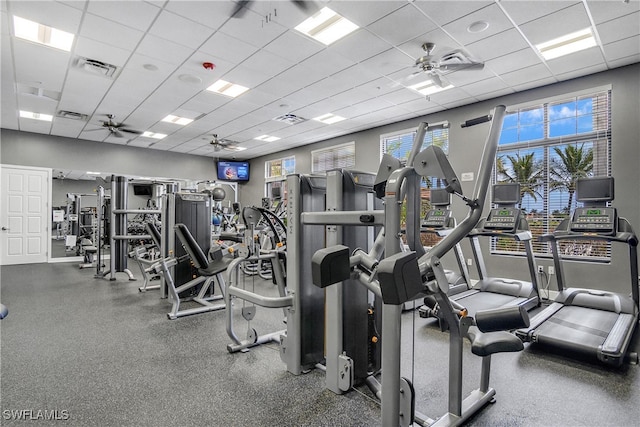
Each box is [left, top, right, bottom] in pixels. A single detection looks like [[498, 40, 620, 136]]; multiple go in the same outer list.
[[217, 161, 249, 182]]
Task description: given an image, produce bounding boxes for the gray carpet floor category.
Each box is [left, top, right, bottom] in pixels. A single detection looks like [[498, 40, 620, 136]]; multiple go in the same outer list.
[[1, 262, 638, 426]]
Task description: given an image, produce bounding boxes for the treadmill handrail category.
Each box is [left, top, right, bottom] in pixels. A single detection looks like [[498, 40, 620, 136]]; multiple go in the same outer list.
[[468, 228, 533, 242]]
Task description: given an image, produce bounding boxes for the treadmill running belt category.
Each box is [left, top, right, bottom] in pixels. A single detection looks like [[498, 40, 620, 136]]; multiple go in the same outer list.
[[534, 306, 619, 357]]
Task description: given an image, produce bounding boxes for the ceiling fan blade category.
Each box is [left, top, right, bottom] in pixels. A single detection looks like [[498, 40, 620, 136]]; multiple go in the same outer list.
[[120, 128, 143, 135], [112, 130, 124, 138], [231, 0, 251, 18], [431, 73, 443, 88], [85, 128, 108, 132], [292, 0, 311, 11], [224, 144, 244, 152]]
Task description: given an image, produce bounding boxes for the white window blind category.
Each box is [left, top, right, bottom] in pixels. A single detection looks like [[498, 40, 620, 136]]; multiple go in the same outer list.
[[311, 142, 355, 173], [493, 89, 612, 261]]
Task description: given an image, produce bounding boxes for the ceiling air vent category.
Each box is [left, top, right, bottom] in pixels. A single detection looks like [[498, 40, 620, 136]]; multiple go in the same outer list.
[[57, 110, 88, 121], [76, 57, 118, 78], [272, 113, 307, 125]]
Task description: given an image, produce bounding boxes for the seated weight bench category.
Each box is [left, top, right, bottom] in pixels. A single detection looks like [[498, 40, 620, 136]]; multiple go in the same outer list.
[[148, 223, 231, 319]]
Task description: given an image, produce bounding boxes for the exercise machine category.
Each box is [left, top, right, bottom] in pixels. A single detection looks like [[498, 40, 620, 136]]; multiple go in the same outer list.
[[419, 188, 470, 296], [423, 182, 540, 321], [516, 176, 638, 366], [314, 106, 530, 426]]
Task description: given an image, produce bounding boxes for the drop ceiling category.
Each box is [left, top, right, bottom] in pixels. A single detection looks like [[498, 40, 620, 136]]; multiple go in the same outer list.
[[1, 0, 639, 160]]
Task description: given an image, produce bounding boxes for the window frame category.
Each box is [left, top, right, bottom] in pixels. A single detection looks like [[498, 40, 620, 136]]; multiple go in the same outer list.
[[493, 86, 612, 262]]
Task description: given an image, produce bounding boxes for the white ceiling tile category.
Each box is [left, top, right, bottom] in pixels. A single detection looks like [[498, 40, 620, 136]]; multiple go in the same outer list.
[[137, 34, 194, 66], [499, 1, 580, 25], [222, 65, 272, 88], [546, 46, 605, 75], [366, 4, 437, 46], [597, 11, 640, 45], [500, 64, 555, 87], [412, 1, 493, 26], [239, 89, 282, 109], [467, 28, 529, 61], [12, 40, 69, 91], [485, 48, 542, 75], [57, 1, 86, 11], [245, 0, 324, 28], [378, 88, 423, 106], [164, 0, 230, 29], [304, 76, 355, 99], [51, 119, 84, 138], [300, 49, 358, 79], [587, 0, 640, 24], [607, 53, 640, 69], [329, 29, 393, 63], [327, 1, 404, 27], [329, 87, 376, 108], [397, 28, 464, 60], [240, 49, 296, 77], [461, 77, 508, 97], [357, 77, 401, 97], [127, 139, 155, 148], [331, 64, 384, 90], [16, 92, 58, 115], [7, 0, 82, 34], [149, 10, 213, 48], [199, 31, 260, 65], [74, 36, 133, 68], [1, 9, 10, 35], [519, 3, 591, 45], [512, 76, 557, 92], [80, 13, 144, 52], [441, 3, 514, 45], [18, 117, 52, 134], [86, 1, 161, 32], [263, 30, 324, 63], [556, 63, 608, 82], [218, 9, 288, 49], [359, 48, 414, 78], [439, 67, 497, 87], [604, 35, 640, 62]]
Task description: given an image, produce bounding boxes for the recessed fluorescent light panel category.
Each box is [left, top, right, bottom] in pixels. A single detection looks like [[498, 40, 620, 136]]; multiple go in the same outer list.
[[535, 28, 597, 60], [295, 7, 358, 45], [19, 110, 53, 122], [162, 115, 193, 126], [141, 131, 167, 139], [206, 80, 249, 98], [254, 135, 280, 142], [313, 113, 346, 124], [86, 171, 102, 175], [13, 16, 74, 52], [408, 80, 454, 96]]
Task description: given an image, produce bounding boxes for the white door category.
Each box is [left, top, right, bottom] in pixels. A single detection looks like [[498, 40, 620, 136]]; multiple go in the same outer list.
[[0, 165, 50, 265]]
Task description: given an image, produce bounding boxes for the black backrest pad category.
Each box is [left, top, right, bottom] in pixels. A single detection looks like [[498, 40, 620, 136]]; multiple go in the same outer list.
[[145, 222, 162, 248], [174, 223, 209, 269]]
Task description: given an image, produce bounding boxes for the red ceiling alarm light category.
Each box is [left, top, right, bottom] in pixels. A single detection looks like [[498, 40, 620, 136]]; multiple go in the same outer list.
[[202, 62, 215, 70]]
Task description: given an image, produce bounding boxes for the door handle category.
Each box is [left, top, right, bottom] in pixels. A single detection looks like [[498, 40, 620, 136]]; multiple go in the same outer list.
[[1, 227, 8, 231]]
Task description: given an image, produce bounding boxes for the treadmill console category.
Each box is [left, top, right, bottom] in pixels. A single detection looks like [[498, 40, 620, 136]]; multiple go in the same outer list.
[[484, 207, 520, 231], [421, 208, 451, 229], [570, 207, 616, 235]]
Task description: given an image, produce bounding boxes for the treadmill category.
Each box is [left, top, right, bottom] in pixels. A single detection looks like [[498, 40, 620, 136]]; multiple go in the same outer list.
[[450, 183, 541, 315], [516, 177, 639, 366], [419, 188, 470, 296]]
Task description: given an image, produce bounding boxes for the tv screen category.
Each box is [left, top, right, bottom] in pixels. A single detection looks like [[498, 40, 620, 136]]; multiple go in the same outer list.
[[217, 161, 249, 182], [133, 184, 152, 196], [576, 176, 614, 202], [493, 183, 521, 205]]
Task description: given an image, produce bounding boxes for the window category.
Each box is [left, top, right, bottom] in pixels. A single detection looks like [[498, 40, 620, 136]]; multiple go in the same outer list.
[[380, 126, 449, 160], [493, 88, 611, 261], [311, 142, 355, 173], [265, 156, 295, 201], [380, 125, 450, 248]]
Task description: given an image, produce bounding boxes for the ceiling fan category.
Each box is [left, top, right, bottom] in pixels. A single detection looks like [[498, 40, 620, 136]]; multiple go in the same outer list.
[[206, 134, 244, 152], [231, 0, 311, 18], [87, 114, 143, 138], [410, 42, 485, 87]]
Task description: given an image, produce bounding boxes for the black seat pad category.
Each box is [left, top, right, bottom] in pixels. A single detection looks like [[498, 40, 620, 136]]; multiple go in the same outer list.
[[467, 326, 524, 357], [197, 257, 232, 276]]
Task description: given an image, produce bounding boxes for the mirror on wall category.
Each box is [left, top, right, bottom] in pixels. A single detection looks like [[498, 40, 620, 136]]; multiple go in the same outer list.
[[50, 170, 237, 259]]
